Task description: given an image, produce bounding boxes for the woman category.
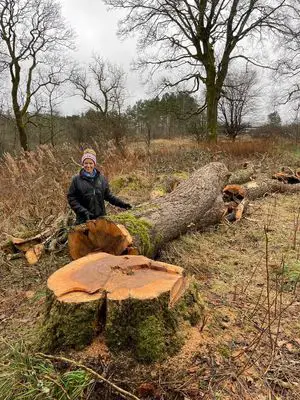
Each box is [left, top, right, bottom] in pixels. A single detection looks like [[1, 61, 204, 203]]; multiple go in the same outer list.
[[68, 149, 132, 224]]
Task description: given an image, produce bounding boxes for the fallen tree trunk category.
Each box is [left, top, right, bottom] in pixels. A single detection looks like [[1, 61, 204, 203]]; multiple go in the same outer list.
[[242, 179, 300, 200], [68, 162, 229, 259], [42, 252, 204, 362], [222, 179, 300, 221]]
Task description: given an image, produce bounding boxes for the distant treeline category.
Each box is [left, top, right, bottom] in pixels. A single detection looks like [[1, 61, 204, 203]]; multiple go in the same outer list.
[[0, 92, 298, 155]]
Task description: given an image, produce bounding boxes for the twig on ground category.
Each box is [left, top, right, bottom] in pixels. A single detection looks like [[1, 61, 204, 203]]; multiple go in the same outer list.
[[37, 353, 141, 400]]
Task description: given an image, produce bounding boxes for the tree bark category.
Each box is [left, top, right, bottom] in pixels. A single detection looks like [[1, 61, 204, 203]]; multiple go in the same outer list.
[[16, 120, 28, 151], [206, 88, 219, 142], [12, 81, 29, 151], [116, 162, 228, 251], [205, 60, 221, 142], [242, 179, 300, 200], [228, 163, 255, 185]]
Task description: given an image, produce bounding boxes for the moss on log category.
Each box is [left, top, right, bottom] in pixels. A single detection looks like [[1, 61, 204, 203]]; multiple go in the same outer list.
[[108, 213, 154, 256]]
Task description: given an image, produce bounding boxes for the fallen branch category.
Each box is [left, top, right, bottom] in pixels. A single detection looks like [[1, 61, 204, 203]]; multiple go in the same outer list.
[[1, 213, 72, 264]]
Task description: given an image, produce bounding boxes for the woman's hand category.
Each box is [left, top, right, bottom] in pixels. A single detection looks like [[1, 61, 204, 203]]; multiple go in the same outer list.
[[84, 210, 91, 220]]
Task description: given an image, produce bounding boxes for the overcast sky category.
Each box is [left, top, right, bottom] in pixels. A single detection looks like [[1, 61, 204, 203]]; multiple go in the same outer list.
[[58, 0, 294, 124], [60, 0, 146, 115]]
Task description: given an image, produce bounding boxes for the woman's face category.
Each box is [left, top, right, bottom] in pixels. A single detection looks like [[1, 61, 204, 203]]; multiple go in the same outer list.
[[83, 158, 95, 174]]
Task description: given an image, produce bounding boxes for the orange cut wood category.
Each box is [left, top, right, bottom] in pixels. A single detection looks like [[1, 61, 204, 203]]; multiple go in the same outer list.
[[234, 199, 247, 222], [87, 219, 132, 255], [25, 244, 44, 265], [47, 252, 183, 303], [223, 184, 246, 201], [68, 230, 95, 260], [272, 171, 300, 184], [68, 218, 133, 260], [5, 229, 52, 252], [8, 236, 41, 252], [168, 276, 190, 308]]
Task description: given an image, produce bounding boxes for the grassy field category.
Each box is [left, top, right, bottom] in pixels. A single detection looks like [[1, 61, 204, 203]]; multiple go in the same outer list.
[[0, 137, 300, 400]]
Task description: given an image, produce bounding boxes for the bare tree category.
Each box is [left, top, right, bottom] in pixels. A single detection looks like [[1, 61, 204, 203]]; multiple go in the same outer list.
[[71, 54, 128, 149], [103, 0, 297, 141], [0, 0, 73, 150], [35, 62, 72, 146], [219, 69, 260, 140], [275, 13, 300, 110], [71, 54, 126, 117]]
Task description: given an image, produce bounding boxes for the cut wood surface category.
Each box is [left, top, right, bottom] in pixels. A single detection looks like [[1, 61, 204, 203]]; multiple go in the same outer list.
[[222, 184, 249, 222], [223, 179, 300, 222], [48, 252, 183, 303], [1, 234, 47, 264], [1, 213, 72, 263], [25, 244, 44, 265], [68, 219, 133, 260]]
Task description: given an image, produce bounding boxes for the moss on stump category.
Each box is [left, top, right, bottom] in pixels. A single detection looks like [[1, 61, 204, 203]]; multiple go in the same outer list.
[[39, 292, 104, 353], [105, 279, 204, 363], [40, 280, 204, 362]]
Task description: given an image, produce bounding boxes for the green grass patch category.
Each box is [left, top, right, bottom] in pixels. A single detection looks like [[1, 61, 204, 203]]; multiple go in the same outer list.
[[0, 342, 92, 400]]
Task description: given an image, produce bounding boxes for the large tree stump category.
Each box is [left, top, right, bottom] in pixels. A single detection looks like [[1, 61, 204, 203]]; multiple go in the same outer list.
[[68, 162, 229, 259], [42, 252, 204, 362]]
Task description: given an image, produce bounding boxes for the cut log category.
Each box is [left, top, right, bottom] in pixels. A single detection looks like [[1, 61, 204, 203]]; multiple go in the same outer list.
[[222, 178, 300, 222], [42, 252, 204, 361], [222, 179, 300, 221], [1, 234, 47, 264], [272, 167, 300, 184], [1, 230, 50, 253], [242, 179, 300, 200], [68, 162, 229, 259], [228, 162, 256, 184], [1, 213, 72, 263], [68, 219, 133, 260], [25, 244, 44, 265], [222, 184, 249, 222]]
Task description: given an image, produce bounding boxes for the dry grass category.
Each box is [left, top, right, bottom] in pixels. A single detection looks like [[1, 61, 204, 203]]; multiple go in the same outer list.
[[0, 142, 148, 236], [157, 194, 300, 399], [0, 136, 295, 239]]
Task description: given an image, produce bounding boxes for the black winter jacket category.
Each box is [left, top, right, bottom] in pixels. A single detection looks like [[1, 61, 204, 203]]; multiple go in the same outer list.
[[67, 169, 130, 224]]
